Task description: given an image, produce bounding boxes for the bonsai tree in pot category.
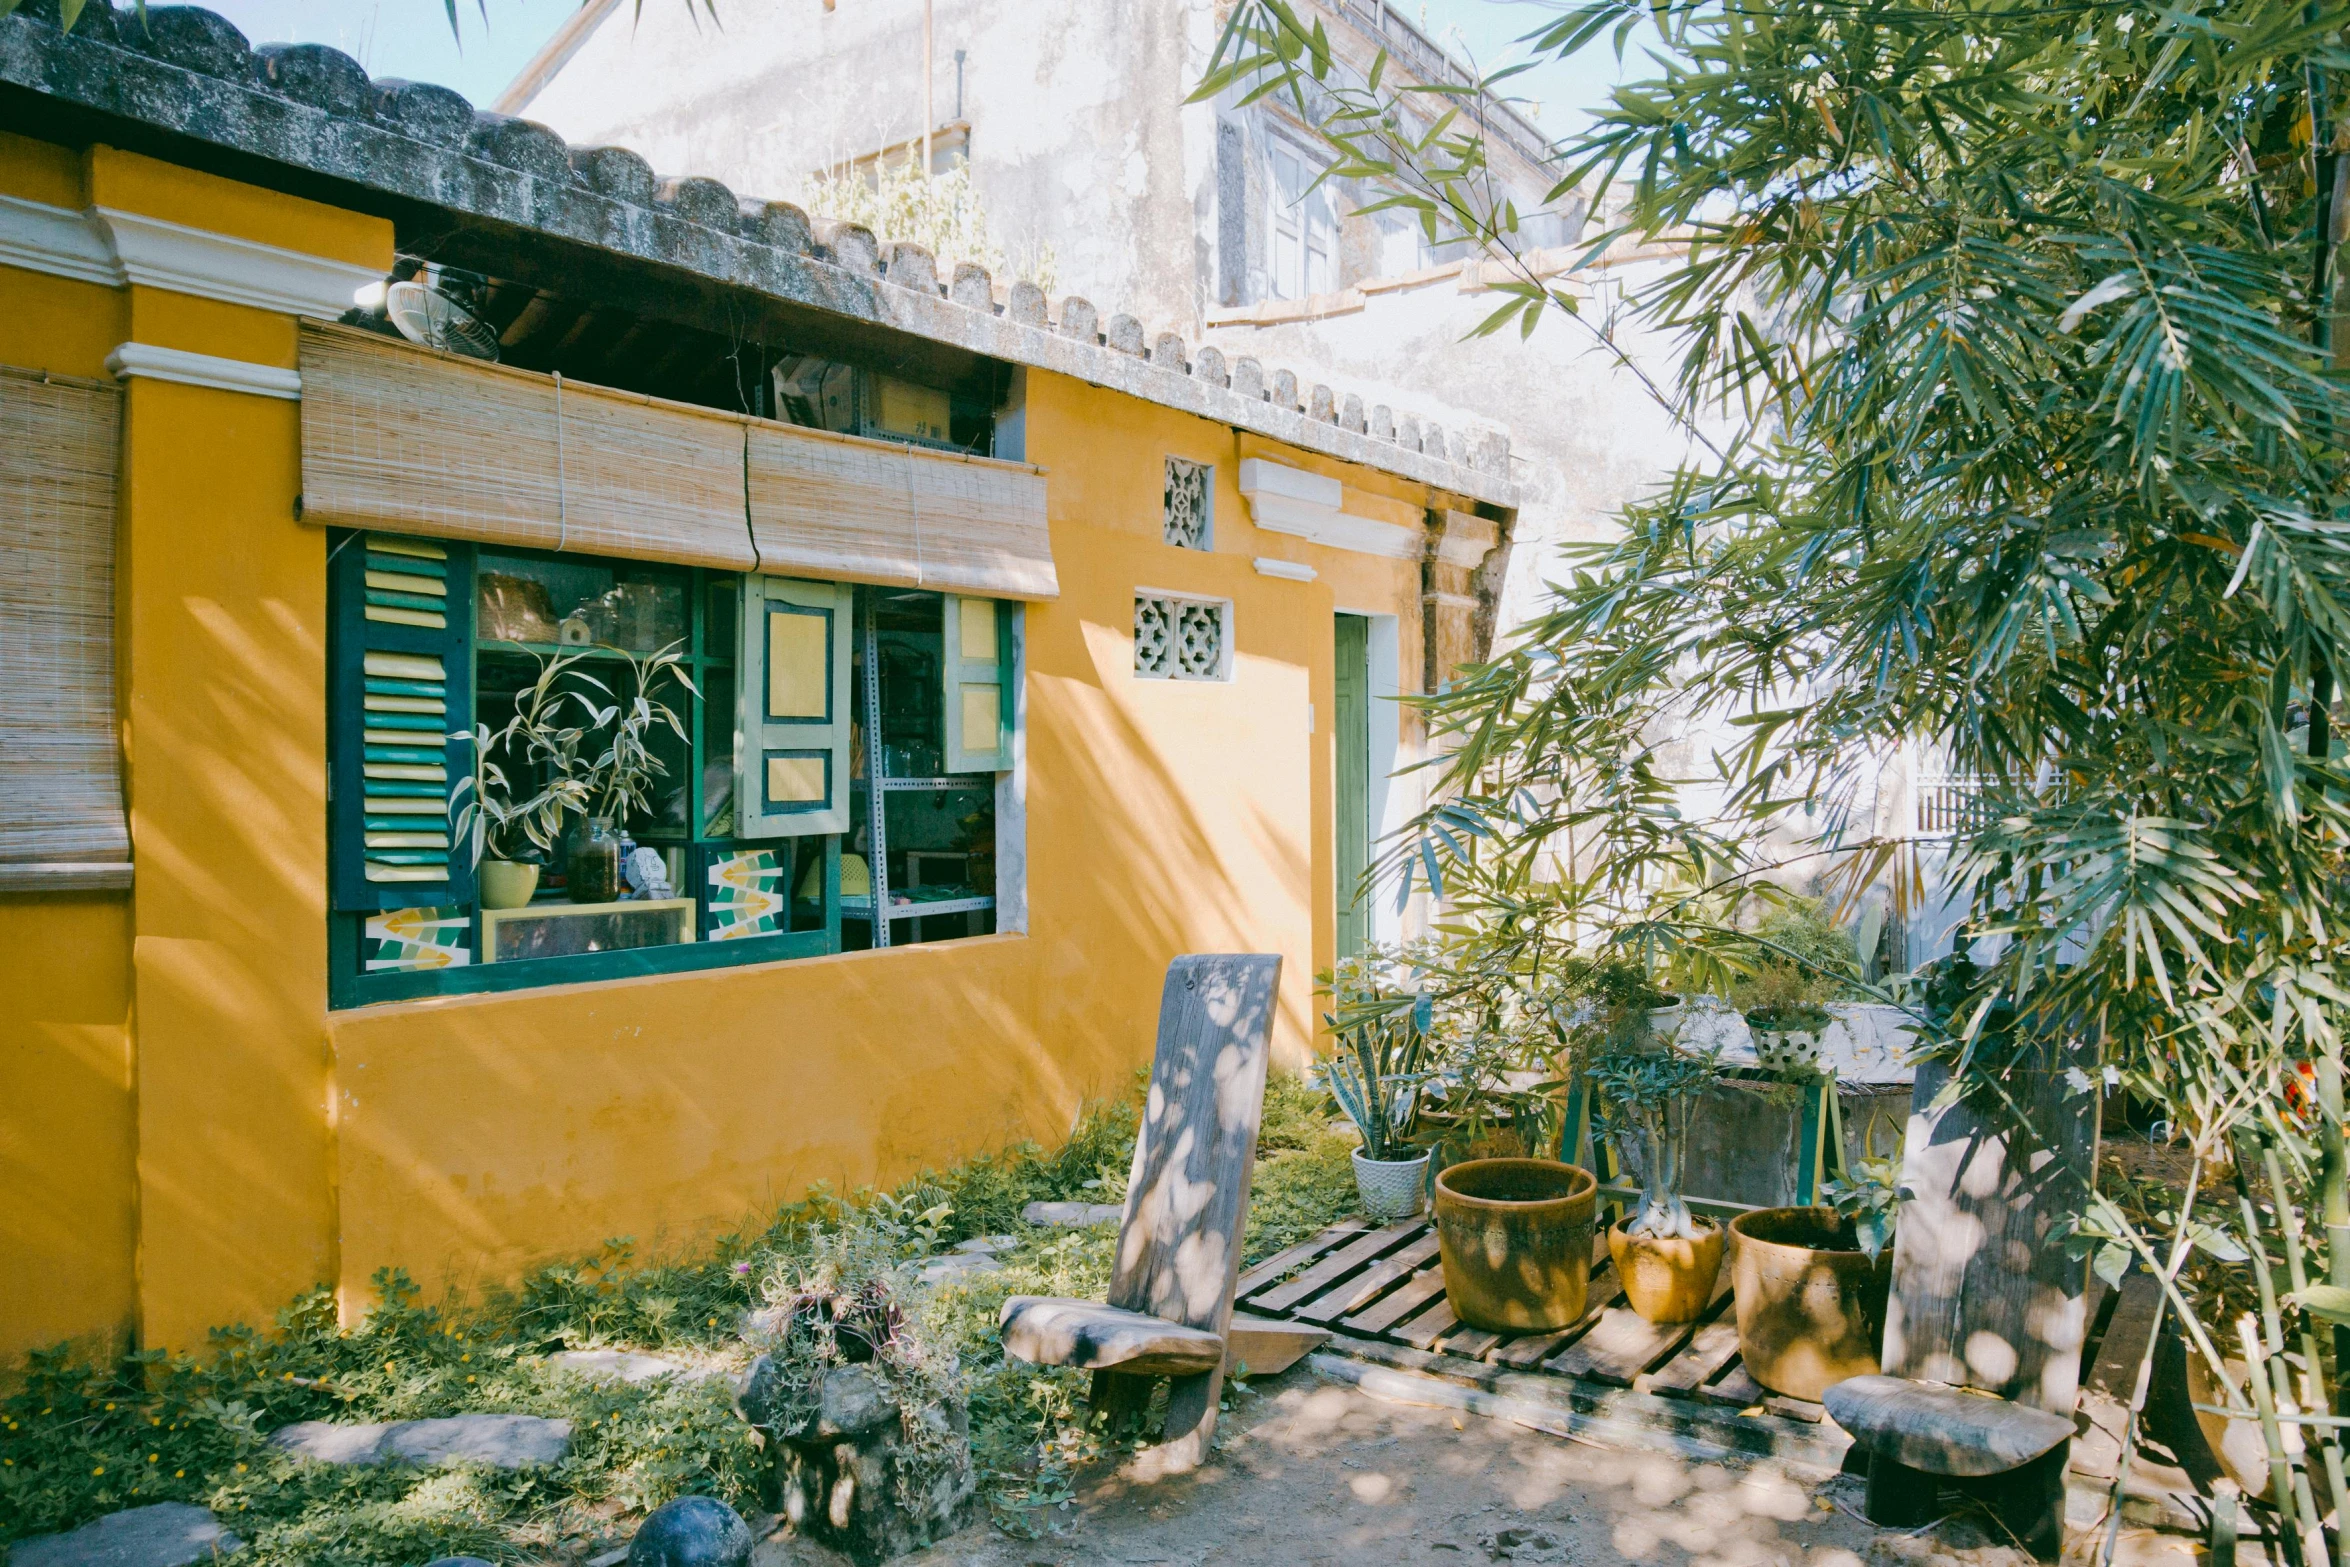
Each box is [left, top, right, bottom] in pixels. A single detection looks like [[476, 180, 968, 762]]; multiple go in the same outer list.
[[1587, 1036, 1726, 1323]]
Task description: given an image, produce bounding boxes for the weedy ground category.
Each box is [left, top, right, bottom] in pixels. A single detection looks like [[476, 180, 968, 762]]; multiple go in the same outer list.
[[0, 1076, 1360, 1564]]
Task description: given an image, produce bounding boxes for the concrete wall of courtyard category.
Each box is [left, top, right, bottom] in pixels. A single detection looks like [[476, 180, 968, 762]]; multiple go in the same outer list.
[[0, 129, 1428, 1369]]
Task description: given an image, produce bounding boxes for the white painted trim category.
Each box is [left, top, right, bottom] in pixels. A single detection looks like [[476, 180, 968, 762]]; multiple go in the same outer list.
[[94, 208, 381, 319], [1253, 556, 1318, 582], [107, 342, 303, 400], [1238, 456, 1424, 560], [0, 192, 117, 286]]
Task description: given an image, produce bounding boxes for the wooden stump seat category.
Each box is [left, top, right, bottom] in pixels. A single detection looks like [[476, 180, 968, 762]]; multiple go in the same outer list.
[[995, 953, 1284, 1474]]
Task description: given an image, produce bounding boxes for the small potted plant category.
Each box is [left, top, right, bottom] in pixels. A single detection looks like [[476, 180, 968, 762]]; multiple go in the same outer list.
[[1587, 1038, 1726, 1323], [1320, 1008, 1434, 1219], [1733, 964, 1836, 1074], [452, 650, 600, 908]]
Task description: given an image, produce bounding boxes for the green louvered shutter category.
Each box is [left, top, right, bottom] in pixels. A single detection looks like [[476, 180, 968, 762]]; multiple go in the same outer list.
[[942, 595, 1014, 774], [328, 531, 476, 911], [737, 575, 853, 837]]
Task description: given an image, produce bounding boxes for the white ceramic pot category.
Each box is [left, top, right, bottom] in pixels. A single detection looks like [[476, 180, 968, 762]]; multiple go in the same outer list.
[[1752, 1028, 1825, 1074], [1352, 1148, 1431, 1220]]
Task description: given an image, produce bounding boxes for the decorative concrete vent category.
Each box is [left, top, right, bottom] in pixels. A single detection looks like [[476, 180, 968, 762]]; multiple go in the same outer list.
[[1134, 594, 1229, 681], [1163, 457, 1212, 550]]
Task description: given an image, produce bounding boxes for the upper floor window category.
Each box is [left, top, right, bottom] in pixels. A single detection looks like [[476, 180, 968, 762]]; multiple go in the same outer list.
[[1269, 141, 1335, 301]]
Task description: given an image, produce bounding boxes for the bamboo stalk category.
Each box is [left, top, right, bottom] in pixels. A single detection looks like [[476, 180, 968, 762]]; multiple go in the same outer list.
[[2263, 1143, 2350, 1547], [2242, 1307, 2317, 1567]]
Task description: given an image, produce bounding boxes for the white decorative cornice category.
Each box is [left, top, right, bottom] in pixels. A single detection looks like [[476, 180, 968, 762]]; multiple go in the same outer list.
[[1236, 457, 1422, 561], [92, 208, 380, 319], [0, 191, 116, 285], [1252, 557, 1318, 583], [107, 342, 302, 400], [0, 192, 378, 321]]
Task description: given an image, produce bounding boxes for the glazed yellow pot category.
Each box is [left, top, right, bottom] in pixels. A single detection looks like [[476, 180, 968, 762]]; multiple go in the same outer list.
[[1728, 1206, 1890, 1401], [1609, 1221, 1726, 1324], [1433, 1159, 1598, 1333], [479, 858, 541, 910]]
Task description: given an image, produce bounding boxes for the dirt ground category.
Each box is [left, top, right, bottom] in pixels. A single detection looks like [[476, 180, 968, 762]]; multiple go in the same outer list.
[[749, 1368, 2208, 1567]]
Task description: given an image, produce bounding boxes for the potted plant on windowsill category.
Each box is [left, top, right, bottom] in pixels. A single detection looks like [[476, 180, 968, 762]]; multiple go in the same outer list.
[[570, 641, 696, 904], [1587, 1037, 1727, 1323], [454, 650, 600, 909]]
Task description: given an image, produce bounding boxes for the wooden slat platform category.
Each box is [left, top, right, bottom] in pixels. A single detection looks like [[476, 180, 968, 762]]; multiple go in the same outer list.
[[1248, 1219, 2162, 1474]]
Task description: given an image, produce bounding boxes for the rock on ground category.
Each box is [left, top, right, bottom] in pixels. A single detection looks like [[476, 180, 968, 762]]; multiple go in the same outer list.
[[1021, 1201, 1123, 1228], [550, 1348, 688, 1384], [270, 1412, 571, 1468], [8, 1502, 242, 1567], [914, 1252, 1001, 1285]]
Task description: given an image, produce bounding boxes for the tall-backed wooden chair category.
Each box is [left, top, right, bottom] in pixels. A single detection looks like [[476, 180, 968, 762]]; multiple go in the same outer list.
[[999, 953, 1285, 1474], [1824, 1050, 2100, 1561]]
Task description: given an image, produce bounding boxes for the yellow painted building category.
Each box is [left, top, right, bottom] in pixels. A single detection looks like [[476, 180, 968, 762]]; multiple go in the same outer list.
[[0, 7, 1514, 1371]]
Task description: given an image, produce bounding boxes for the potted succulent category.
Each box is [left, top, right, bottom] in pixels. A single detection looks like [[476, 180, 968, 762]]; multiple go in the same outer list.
[[1728, 1139, 1900, 1400], [1319, 1007, 1434, 1219], [1587, 1037, 1727, 1323]]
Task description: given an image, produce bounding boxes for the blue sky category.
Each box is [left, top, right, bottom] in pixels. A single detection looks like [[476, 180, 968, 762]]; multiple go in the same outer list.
[[193, 0, 1640, 131]]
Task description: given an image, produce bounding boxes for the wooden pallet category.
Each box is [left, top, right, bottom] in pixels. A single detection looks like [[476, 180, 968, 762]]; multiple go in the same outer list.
[[1243, 1219, 2161, 1472]]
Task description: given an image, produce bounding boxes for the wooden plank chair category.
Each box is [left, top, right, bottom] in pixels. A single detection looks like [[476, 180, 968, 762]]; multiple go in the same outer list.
[[1823, 1050, 2100, 1562], [999, 953, 1303, 1474]]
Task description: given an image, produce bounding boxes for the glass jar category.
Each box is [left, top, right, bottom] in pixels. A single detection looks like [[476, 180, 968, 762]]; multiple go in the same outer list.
[[568, 817, 623, 904]]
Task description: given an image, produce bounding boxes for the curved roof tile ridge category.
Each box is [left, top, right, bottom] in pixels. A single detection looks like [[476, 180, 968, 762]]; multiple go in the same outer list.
[[0, 0, 1516, 505]]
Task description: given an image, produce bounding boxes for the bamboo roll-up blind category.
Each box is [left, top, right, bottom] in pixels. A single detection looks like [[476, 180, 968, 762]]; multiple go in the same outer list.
[[0, 365, 129, 889], [300, 322, 1056, 597], [744, 421, 922, 588]]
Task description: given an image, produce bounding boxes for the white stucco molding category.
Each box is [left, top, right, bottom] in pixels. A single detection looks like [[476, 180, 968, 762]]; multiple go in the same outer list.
[[1432, 509, 1501, 570], [1253, 557, 1318, 582], [92, 208, 381, 318], [107, 342, 303, 400], [0, 192, 378, 320], [0, 191, 118, 285], [1237, 457, 1423, 560]]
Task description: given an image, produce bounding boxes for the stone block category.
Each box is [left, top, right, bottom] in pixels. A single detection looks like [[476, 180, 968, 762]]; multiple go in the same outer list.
[[883, 242, 939, 294], [740, 199, 812, 254], [915, 1251, 1001, 1284], [1057, 296, 1099, 343], [1370, 404, 1394, 440], [130, 7, 250, 79], [1105, 313, 1146, 355], [570, 145, 655, 205], [1230, 357, 1266, 400], [1396, 412, 1422, 451], [254, 43, 371, 118], [1006, 280, 1047, 325], [655, 175, 740, 232], [627, 1496, 752, 1567], [549, 1348, 684, 1384], [1271, 368, 1299, 409], [15, 0, 119, 41], [1341, 393, 1366, 433], [817, 221, 880, 274], [1149, 331, 1188, 371], [465, 113, 575, 186], [1308, 383, 1336, 422], [1423, 422, 1448, 463], [949, 261, 993, 310], [270, 1412, 571, 1469], [9, 1502, 243, 1567], [374, 80, 474, 148], [1191, 345, 1228, 388], [1021, 1200, 1122, 1227]]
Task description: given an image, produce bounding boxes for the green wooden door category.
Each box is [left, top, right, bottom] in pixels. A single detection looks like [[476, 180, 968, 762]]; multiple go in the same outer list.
[[1334, 613, 1371, 959]]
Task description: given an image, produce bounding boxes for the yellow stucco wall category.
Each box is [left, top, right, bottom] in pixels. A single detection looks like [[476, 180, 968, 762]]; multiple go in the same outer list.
[[0, 131, 1437, 1364]]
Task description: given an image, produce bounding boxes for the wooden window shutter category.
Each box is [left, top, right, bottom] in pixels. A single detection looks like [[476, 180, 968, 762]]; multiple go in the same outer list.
[[737, 576, 853, 837], [329, 531, 477, 911], [942, 596, 1014, 773], [0, 366, 127, 890]]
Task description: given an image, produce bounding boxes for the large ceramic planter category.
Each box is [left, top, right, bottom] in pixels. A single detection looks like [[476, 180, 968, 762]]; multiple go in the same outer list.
[[1351, 1148, 1430, 1220], [1728, 1206, 1891, 1401], [1433, 1159, 1598, 1333], [1609, 1221, 1726, 1324], [479, 858, 540, 910]]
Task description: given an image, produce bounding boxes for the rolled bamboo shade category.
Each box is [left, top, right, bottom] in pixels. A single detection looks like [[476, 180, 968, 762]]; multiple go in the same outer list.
[[0, 364, 129, 890], [299, 323, 1057, 598]]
